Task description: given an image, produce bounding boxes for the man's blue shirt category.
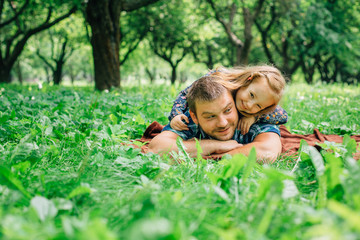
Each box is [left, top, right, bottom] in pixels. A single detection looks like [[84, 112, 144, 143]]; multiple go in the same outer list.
[[163, 111, 280, 144]]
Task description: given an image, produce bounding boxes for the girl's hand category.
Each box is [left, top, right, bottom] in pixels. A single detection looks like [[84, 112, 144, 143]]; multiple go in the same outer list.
[[170, 114, 189, 131], [238, 116, 256, 135]]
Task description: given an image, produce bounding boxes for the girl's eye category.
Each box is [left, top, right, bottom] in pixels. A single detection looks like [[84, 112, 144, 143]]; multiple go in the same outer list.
[[224, 108, 231, 113], [257, 104, 261, 109], [250, 92, 254, 98]]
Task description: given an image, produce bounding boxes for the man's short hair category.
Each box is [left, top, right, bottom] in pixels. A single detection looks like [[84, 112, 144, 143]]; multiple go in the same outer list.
[[187, 76, 228, 114]]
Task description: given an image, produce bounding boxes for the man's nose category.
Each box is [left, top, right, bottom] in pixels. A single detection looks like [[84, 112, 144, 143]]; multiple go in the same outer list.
[[217, 115, 228, 127]]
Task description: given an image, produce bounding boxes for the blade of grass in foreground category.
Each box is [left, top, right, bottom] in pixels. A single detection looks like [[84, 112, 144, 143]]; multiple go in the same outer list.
[[300, 143, 327, 208], [242, 147, 257, 183], [0, 165, 31, 199]]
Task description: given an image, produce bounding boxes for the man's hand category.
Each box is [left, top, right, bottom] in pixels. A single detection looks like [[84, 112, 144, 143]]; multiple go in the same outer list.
[[238, 116, 256, 135], [212, 140, 243, 154], [211, 132, 282, 163], [170, 114, 189, 131], [148, 130, 243, 158]]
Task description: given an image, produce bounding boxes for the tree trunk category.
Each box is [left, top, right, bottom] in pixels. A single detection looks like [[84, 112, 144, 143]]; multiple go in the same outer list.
[[69, 66, 75, 85], [44, 67, 51, 84], [53, 61, 63, 85], [239, 8, 253, 65], [0, 65, 12, 83], [145, 67, 156, 83], [15, 61, 23, 84], [170, 65, 177, 85], [86, 0, 121, 91], [235, 46, 242, 66], [206, 45, 214, 69], [301, 58, 316, 84], [85, 0, 159, 90]]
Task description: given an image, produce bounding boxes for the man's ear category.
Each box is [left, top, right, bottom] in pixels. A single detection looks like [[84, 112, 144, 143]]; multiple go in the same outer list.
[[189, 110, 198, 125]]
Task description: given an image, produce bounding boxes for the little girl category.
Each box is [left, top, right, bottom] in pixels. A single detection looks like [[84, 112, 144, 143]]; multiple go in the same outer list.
[[169, 65, 287, 134]]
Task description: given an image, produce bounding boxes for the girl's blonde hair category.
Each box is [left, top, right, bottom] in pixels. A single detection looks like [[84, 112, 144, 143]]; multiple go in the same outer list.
[[211, 65, 286, 117]]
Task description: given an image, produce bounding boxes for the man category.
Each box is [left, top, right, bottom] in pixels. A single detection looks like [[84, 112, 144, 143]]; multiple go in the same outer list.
[[148, 76, 282, 163]]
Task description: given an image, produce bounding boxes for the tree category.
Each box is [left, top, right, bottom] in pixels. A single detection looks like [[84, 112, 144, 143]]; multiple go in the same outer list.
[[254, 0, 305, 79], [191, 35, 236, 69], [85, 0, 160, 91], [186, 1, 236, 69], [205, 0, 265, 65], [120, 9, 150, 67], [305, 1, 360, 83], [35, 29, 74, 85], [255, 0, 360, 83], [0, 0, 76, 83], [147, 0, 195, 84]]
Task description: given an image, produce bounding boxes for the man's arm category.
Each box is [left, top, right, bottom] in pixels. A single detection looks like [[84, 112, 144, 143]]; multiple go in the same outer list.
[[213, 132, 282, 163], [148, 130, 242, 158]]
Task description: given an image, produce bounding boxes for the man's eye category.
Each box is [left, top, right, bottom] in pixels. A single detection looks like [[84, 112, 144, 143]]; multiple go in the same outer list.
[[206, 115, 215, 119], [224, 108, 231, 113], [257, 104, 261, 109], [250, 93, 254, 98]]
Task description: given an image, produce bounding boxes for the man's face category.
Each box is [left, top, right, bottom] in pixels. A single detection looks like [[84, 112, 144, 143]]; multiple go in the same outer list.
[[190, 90, 239, 141]]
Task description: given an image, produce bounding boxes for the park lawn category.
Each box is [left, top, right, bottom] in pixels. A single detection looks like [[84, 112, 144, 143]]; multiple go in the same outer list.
[[0, 82, 359, 239]]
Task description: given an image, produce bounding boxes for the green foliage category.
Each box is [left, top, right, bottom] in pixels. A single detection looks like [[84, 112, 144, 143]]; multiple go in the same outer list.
[[282, 83, 360, 135], [0, 82, 360, 239], [3, 0, 359, 86]]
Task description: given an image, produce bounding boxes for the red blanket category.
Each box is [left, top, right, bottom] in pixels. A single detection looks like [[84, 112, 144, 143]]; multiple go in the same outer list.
[[137, 121, 360, 160]]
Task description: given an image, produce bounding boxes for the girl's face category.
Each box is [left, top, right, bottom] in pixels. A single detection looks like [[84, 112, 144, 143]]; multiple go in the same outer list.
[[235, 77, 276, 114]]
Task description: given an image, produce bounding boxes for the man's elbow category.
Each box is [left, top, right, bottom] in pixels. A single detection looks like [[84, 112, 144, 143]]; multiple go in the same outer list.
[[257, 143, 282, 164], [147, 132, 177, 154], [148, 138, 164, 154], [257, 151, 280, 164]]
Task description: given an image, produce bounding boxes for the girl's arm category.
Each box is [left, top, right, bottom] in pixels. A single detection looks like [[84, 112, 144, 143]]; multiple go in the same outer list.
[[168, 84, 192, 121], [257, 105, 288, 125]]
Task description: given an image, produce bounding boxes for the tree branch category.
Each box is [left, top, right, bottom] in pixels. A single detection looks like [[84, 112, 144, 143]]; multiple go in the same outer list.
[[253, 0, 265, 19], [229, 3, 236, 26], [206, 0, 243, 47], [0, 0, 5, 21], [59, 38, 68, 63], [5, 29, 22, 59], [36, 49, 55, 71], [175, 48, 187, 67], [0, 0, 29, 28], [7, 6, 77, 68], [120, 29, 148, 65], [153, 49, 171, 66]]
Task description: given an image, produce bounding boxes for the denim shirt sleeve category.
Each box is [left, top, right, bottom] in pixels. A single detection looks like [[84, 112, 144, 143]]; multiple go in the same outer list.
[[168, 85, 192, 121], [163, 111, 199, 140]]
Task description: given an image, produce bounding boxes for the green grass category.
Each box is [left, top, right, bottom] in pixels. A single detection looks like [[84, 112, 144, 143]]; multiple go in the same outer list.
[[0, 82, 359, 239]]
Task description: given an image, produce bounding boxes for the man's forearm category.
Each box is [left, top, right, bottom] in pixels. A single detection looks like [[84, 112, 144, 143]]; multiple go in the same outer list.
[[216, 132, 282, 163], [184, 139, 242, 157], [227, 143, 279, 163], [148, 131, 241, 157]]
